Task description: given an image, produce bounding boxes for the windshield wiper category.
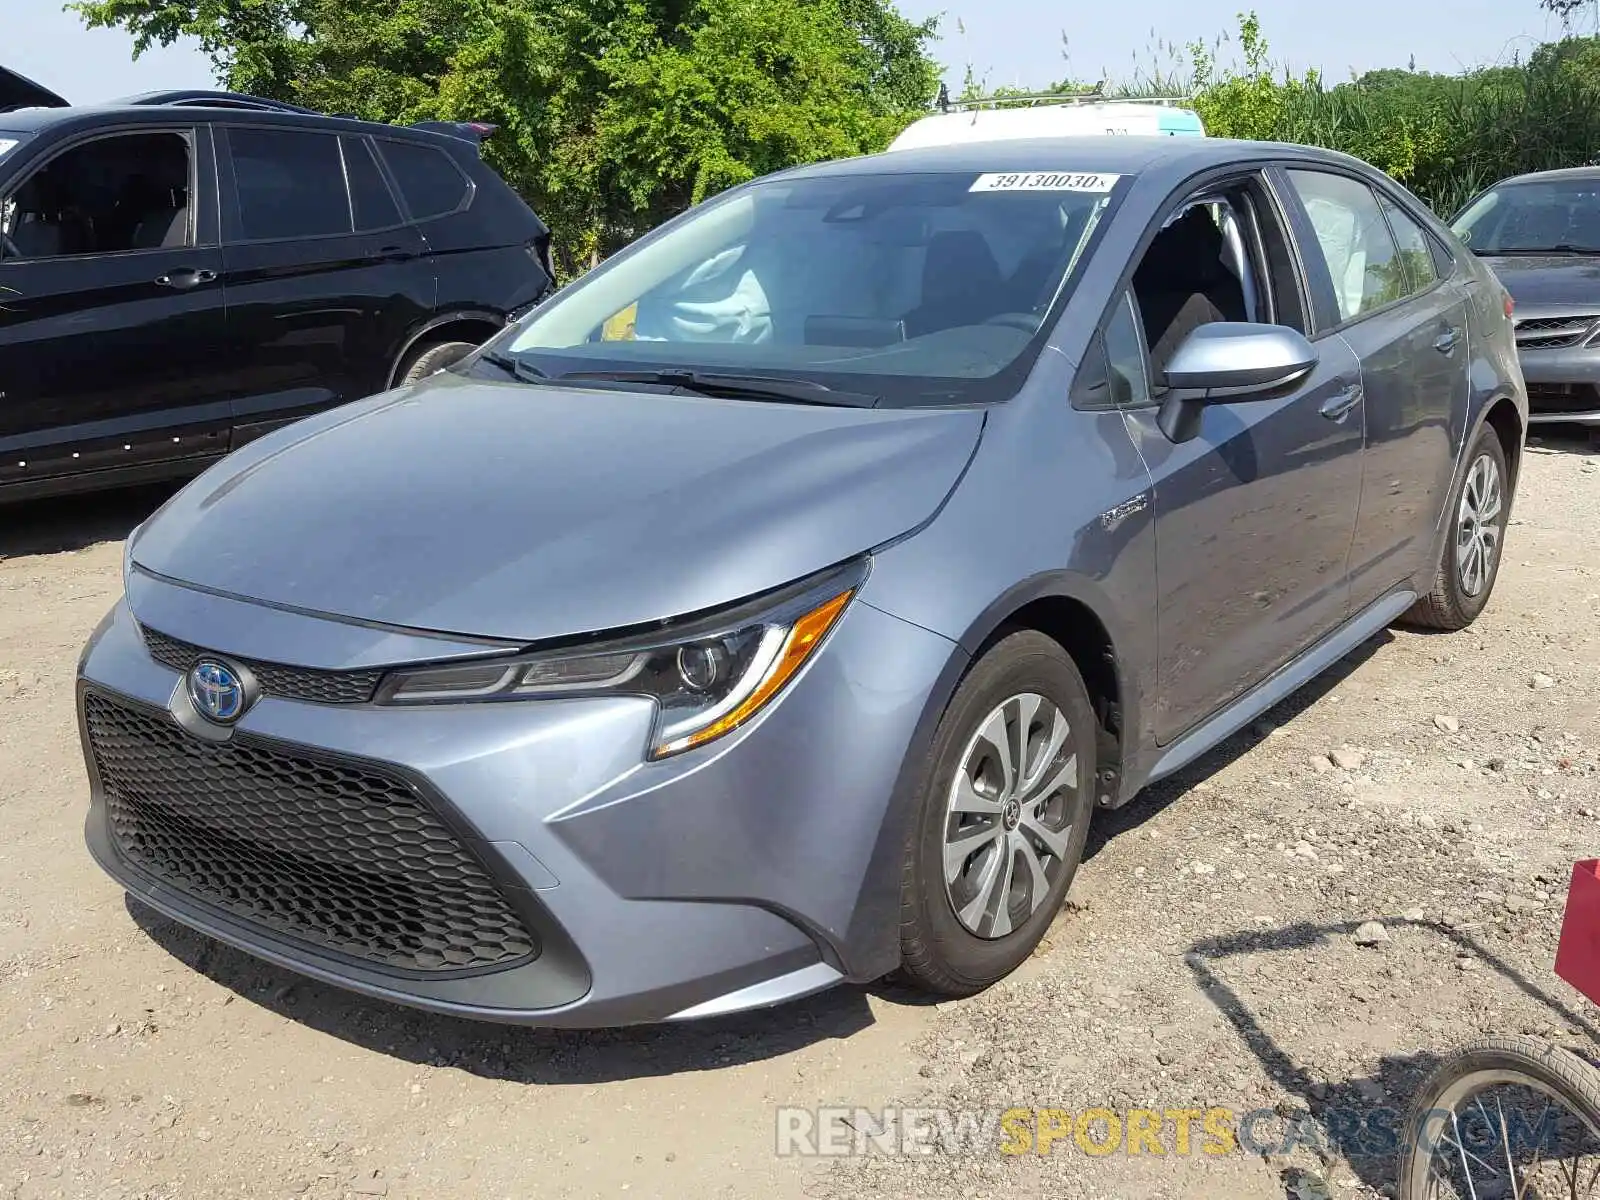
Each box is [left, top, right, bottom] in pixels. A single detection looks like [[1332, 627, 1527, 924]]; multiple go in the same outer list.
[[479, 350, 551, 384], [554, 368, 879, 408], [1489, 243, 1600, 256]]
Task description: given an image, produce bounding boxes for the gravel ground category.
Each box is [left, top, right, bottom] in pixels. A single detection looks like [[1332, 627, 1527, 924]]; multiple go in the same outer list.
[[1, 432, 1597, 1200]]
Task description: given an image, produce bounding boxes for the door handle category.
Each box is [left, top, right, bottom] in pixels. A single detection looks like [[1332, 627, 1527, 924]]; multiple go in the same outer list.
[[1434, 326, 1462, 354], [368, 245, 412, 263], [1320, 383, 1364, 422], [155, 268, 217, 289]]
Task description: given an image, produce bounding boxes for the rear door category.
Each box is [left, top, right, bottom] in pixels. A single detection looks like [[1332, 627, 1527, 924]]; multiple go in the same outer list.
[[1278, 168, 1470, 608], [217, 124, 429, 444], [0, 124, 231, 490]]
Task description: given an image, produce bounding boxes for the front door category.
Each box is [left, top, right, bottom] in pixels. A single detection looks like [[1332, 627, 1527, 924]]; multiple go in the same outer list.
[[0, 126, 231, 488], [1114, 173, 1368, 745]]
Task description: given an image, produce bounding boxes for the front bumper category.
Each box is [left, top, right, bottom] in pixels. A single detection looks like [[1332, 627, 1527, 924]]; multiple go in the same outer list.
[[1514, 345, 1600, 424], [77, 577, 958, 1026]]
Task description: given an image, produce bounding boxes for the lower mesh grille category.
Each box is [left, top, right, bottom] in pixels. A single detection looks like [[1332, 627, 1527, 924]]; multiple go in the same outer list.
[[1527, 382, 1600, 415], [83, 692, 538, 974]]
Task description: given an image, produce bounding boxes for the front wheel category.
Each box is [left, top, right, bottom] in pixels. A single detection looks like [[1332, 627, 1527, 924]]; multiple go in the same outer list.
[[1397, 1034, 1600, 1199], [898, 631, 1096, 997]]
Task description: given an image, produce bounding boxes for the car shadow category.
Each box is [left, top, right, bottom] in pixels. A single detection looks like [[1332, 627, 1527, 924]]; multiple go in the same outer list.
[[1085, 632, 1389, 861], [127, 896, 877, 1083], [1527, 424, 1599, 456], [1182, 917, 1600, 1195], [0, 482, 178, 559]]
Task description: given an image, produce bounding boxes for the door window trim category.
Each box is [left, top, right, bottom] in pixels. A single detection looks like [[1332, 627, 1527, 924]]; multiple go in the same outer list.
[[0, 124, 203, 263], [1271, 163, 1451, 337], [339, 134, 409, 235]]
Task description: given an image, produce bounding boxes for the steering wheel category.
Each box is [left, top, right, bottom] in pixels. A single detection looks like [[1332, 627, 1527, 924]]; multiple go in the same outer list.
[[982, 312, 1042, 332]]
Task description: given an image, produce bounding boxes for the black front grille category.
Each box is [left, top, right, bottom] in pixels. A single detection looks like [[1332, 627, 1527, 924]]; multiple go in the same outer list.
[[84, 692, 538, 974], [1527, 382, 1600, 415], [1515, 315, 1599, 350], [140, 626, 384, 705]]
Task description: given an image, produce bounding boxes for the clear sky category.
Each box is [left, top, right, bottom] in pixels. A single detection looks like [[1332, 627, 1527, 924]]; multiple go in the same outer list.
[[3, 0, 1587, 106]]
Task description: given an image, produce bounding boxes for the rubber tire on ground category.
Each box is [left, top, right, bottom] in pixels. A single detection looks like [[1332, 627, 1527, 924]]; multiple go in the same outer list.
[[1395, 1034, 1600, 1200], [898, 630, 1097, 997], [1402, 422, 1511, 632], [399, 340, 479, 385]]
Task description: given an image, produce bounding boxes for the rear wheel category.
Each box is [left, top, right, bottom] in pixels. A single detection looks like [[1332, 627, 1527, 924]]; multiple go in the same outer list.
[[398, 340, 479, 385], [1403, 423, 1511, 631], [898, 631, 1096, 997]]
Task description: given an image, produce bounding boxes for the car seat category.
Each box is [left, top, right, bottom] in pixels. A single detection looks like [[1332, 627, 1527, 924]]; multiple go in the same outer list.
[[1133, 206, 1247, 376], [902, 230, 1006, 336]]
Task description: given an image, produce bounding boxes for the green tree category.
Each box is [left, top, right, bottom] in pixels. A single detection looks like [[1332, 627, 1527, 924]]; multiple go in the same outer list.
[[74, 0, 938, 274]]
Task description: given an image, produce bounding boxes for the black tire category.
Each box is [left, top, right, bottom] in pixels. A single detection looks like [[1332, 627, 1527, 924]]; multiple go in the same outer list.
[[1403, 422, 1511, 631], [398, 340, 479, 385], [1396, 1034, 1600, 1200], [898, 630, 1097, 997]]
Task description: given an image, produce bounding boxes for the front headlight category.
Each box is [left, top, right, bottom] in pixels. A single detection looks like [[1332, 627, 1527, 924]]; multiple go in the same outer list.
[[377, 561, 866, 758]]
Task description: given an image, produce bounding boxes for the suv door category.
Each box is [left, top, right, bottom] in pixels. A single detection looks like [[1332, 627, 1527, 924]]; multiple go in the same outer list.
[[0, 125, 230, 492], [1279, 168, 1471, 608], [1108, 173, 1366, 745], [217, 124, 430, 443]]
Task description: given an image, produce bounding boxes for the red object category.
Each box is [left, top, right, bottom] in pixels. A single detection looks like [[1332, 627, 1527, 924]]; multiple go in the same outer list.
[[1503, 292, 1516, 319], [1555, 860, 1600, 1008]]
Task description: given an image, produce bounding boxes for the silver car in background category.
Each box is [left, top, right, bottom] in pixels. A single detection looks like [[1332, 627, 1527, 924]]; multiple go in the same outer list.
[[77, 137, 1525, 1026]]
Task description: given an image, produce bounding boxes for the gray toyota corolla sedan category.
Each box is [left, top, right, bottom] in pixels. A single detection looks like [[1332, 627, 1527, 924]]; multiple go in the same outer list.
[[77, 137, 1526, 1027]]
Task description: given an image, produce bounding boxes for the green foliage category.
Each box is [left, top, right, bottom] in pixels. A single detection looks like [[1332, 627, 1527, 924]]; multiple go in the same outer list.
[[1102, 11, 1600, 216], [74, 0, 938, 273]]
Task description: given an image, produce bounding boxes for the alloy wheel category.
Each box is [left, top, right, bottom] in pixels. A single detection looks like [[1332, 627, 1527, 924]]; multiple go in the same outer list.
[[1456, 453, 1503, 599], [942, 692, 1080, 939]]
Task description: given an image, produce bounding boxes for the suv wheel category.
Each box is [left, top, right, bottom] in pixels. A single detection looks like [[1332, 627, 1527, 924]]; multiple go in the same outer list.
[[1404, 423, 1511, 631], [399, 340, 479, 385], [898, 631, 1096, 997]]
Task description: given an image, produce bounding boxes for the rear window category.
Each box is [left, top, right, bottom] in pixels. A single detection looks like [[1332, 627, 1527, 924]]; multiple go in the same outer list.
[[378, 139, 471, 220], [229, 127, 351, 240]]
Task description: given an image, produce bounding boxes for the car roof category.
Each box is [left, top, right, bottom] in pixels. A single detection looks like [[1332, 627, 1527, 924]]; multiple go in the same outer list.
[[1493, 165, 1600, 187], [0, 101, 457, 148], [775, 135, 1373, 184]]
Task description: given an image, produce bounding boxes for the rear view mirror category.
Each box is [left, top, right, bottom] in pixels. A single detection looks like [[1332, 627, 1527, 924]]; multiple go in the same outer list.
[[1157, 322, 1318, 443]]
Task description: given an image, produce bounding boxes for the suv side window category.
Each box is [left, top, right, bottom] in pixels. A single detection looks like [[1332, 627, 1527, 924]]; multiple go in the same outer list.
[[1, 130, 193, 259], [341, 136, 401, 231], [1284, 170, 1407, 323], [228, 127, 351, 241], [378, 139, 471, 220], [1378, 193, 1439, 295]]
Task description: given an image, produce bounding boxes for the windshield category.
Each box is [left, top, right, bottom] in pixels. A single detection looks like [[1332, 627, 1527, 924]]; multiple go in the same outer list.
[[502, 169, 1126, 406], [1452, 178, 1600, 253]]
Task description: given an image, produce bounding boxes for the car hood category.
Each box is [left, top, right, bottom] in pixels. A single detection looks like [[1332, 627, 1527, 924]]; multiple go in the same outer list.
[[0, 66, 68, 112], [1481, 254, 1600, 309], [130, 372, 985, 643]]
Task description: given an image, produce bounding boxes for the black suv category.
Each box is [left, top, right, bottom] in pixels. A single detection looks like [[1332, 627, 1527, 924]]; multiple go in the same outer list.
[[0, 68, 553, 500]]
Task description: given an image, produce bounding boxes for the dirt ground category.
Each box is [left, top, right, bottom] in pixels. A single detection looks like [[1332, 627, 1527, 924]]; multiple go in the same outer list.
[[2, 431, 1598, 1200]]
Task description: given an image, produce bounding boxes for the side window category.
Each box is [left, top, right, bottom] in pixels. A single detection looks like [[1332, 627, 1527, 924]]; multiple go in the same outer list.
[[1104, 291, 1152, 406], [1379, 194, 1439, 294], [341, 137, 400, 231], [1284, 170, 1406, 322], [1, 130, 192, 259], [228, 127, 351, 241], [377, 140, 470, 221]]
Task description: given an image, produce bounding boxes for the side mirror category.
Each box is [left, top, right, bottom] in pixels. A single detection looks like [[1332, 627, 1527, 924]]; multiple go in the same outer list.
[[1157, 322, 1319, 443]]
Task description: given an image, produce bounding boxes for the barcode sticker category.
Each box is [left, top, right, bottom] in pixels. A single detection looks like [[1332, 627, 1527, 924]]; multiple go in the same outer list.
[[969, 172, 1121, 193]]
